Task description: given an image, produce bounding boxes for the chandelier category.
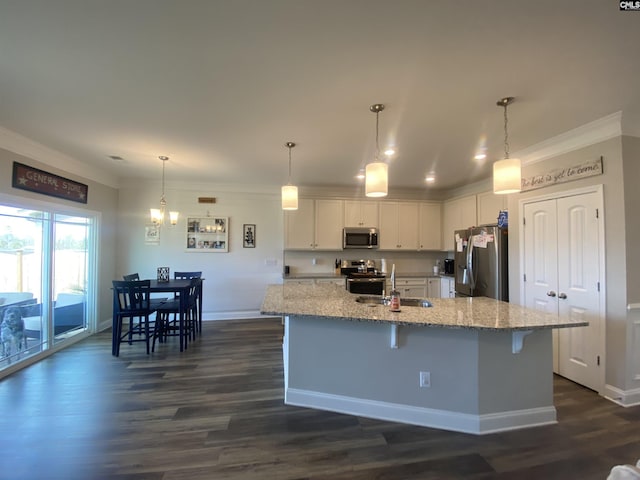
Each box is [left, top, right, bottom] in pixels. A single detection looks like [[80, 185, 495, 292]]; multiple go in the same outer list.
[[150, 156, 179, 226]]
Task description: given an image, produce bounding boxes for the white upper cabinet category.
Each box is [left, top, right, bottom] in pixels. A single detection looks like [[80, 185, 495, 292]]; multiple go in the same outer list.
[[344, 200, 379, 227], [284, 198, 315, 249], [476, 191, 507, 226], [418, 202, 442, 250], [285, 199, 344, 250], [442, 195, 477, 250], [314, 199, 344, 249], [379, 202, 419, 250]]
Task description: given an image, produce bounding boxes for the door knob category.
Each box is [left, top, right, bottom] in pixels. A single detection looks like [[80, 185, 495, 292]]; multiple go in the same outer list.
[[558, 292, 567, 299], [546, 291, 557, 297]]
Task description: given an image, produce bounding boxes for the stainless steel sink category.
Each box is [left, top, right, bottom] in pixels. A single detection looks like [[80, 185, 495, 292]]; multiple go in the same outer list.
[[355, 295, 385, 305], [355, 296, 432, 308], [401, 298, 433, 308]]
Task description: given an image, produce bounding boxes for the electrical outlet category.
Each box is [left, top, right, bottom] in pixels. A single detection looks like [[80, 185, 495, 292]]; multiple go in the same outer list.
[[419, 371, 431, 388]]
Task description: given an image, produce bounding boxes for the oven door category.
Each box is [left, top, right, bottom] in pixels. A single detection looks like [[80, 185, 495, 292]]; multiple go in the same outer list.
[[346, 277, 385, 295]]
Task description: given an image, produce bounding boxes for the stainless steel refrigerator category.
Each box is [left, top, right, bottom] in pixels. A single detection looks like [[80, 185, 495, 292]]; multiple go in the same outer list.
[[454, 225, 508, 301]]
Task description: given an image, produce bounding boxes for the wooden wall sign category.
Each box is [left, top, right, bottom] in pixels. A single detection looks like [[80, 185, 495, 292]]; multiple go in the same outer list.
[[12, 161, 88, 204], [521, 157, 603, 192]]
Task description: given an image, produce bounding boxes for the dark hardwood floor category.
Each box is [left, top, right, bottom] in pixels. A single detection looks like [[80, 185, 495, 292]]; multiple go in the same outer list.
[[1, 318, 639, 480]]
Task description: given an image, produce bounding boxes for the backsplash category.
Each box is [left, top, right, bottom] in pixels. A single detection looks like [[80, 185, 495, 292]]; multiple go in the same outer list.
[[283, 250, 451, 276]]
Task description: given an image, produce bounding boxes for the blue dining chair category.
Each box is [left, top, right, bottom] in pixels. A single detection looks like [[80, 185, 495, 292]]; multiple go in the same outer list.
[[123, 273, 167, 308], [153, 277, 201, 352], [174, 271, 203, 334], [112, 279, 157, 356]]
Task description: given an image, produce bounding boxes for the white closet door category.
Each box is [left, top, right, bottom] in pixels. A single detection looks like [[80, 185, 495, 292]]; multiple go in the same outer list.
[[523, 191, 602, 392], [556, 193, 601, 391], [523, 199, 559, 315]]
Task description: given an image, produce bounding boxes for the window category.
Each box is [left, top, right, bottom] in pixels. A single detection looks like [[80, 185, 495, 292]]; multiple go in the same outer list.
[[0, 202, 96, 374]]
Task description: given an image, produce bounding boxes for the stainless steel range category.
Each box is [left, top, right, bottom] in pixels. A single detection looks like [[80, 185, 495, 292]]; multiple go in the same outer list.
[[341, 260, 386, 295]]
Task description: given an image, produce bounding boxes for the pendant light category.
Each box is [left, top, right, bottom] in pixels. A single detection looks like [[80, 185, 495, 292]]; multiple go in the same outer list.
[[365, 103, 388, 198], [150, 156, 179, 226], [282, 142, 298, 210], [493, 97, 522, 194]]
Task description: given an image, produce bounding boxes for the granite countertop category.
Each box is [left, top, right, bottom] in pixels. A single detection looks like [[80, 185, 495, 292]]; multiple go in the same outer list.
[[260, 283, 588, 332], [283, 273, 345, 280]]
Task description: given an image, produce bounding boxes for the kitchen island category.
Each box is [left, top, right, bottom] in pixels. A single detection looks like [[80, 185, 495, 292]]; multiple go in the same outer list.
[[261, 283, 588, 435]]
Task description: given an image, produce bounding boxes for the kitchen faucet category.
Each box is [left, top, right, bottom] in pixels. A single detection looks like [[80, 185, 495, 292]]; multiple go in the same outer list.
[[390, 263, 396, 291]]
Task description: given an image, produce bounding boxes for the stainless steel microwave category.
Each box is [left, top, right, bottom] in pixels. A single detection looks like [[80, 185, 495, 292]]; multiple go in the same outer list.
[[343, 227, 379, 249]]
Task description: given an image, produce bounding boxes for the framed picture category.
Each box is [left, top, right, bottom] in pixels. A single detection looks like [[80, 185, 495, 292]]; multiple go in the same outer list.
[[243, 224, 256, 248], [145, 224, 160, 245], [185, 216, 229, 252]]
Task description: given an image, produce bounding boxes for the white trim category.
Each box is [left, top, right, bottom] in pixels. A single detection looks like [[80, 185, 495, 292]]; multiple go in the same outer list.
[[285, 388, 556, 435], [203, 309, 266, 321], [628, 304, 640, 311], [518, 184, 606, 395], [603, 384, 640, 407], [516, 112, 622, 166]]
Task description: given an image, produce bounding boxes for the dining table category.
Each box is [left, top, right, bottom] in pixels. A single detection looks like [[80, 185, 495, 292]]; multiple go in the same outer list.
[[111, 278, 203, 354]]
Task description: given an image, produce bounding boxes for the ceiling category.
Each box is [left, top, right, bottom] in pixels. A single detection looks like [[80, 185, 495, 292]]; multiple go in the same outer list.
[[1, 0, 639, 194]]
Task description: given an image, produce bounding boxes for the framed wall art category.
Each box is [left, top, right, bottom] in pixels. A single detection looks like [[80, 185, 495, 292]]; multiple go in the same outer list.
[[145, 224, 160, 245], [186, 216, 229, 252], [243, 224, 256, 248]]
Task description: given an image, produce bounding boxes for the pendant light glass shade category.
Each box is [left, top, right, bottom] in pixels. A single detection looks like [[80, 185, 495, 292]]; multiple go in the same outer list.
[[150, 156, 179, 225], [493, 97, 521, 195], [281, 184, 299, 210], [493, 158, 521, 194], [365, 162, 388, 197], [282, 142, 298, 210], [365, 103, 388, 198]]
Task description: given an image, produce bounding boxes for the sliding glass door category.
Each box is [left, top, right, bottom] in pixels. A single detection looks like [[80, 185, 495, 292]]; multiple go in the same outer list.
[[0, 203, 96, 373]]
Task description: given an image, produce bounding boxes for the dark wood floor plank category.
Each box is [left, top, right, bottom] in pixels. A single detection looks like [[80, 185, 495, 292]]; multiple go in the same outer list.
[[1, 318, 640, 480]]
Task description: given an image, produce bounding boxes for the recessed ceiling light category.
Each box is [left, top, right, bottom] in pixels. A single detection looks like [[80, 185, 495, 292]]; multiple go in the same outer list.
[[355, 169, 365, 180], [425, 174, 436, 183], [384, 148, 396, 156], [474, 153, 487, 160]]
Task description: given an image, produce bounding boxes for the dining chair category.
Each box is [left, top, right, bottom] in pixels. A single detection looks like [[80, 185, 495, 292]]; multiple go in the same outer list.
[[174, 272, 203, 334], [112, 279, 157, 356], [123, 272, 167, 308], [153, 277, 201, 352]]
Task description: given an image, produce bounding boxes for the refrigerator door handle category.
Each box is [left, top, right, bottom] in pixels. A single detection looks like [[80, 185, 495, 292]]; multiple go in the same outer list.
[[466, 234, 475, 290]]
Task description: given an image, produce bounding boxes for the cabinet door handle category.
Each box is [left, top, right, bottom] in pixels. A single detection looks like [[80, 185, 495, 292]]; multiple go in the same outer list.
[[546, 291, 556, 297], [558, 292, 567, 299]]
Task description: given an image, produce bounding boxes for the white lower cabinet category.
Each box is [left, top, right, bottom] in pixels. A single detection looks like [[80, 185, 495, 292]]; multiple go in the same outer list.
[[389, 277, 426, 298], [440, 276, 455, 298], [387, 276, 448, 298], [427, 277, 441, 298]]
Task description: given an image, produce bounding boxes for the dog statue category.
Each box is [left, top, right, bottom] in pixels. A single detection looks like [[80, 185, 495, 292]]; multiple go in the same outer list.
[[1, 306, 27, 362]]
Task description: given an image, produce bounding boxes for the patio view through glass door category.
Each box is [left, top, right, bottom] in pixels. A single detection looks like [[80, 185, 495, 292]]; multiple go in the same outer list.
[[0, 204, 96, 373]]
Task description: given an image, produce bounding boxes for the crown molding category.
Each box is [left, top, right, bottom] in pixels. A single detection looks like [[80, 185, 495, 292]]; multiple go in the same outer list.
[[0, 126, 119, 189], [516, 111, 623, 166]]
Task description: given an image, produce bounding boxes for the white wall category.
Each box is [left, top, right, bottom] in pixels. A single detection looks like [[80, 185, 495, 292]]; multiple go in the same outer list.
[[117, 181, 284, 319], [505, 138, 631, 392], [0, 148, 120, 329]]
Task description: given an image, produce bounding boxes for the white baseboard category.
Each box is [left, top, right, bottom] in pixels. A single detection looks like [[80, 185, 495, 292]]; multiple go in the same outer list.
[[603, 384, 640, 407], [285, 388, 557, 435], [203, 310, 273, 321]]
